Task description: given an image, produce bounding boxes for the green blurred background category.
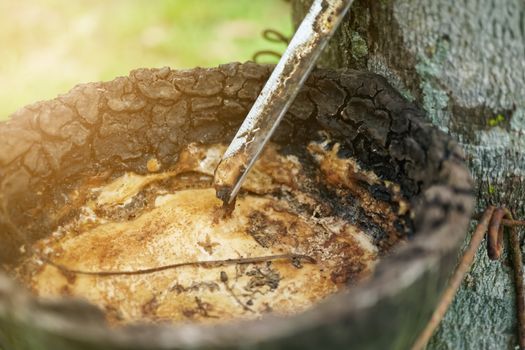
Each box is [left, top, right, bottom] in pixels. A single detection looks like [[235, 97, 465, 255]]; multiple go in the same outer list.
[[0, 0, 292, 119]]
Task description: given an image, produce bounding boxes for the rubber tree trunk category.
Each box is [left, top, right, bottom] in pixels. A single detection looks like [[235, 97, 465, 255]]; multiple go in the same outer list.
[[291, 0, 525, 349]]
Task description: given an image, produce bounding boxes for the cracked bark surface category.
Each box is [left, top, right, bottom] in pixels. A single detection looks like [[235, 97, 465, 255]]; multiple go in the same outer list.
[[291, 0, 525, 349], [0, 63, 472, 349]]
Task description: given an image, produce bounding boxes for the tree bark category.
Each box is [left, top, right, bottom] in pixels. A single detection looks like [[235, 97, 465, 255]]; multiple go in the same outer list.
[[291, 0, 525, 349]]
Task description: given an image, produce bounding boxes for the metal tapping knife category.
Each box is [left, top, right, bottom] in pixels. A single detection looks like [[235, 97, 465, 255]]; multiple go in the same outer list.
[[213, 0, 354, 209]]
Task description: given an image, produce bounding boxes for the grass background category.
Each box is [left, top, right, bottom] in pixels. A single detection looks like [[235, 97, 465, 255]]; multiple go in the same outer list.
[[0, 0, 291, 120]]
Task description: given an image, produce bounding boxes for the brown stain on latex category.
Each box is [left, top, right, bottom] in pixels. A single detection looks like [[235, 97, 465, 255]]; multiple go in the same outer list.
[[308, 141, 410, 248], [14, 141, 407, 326]]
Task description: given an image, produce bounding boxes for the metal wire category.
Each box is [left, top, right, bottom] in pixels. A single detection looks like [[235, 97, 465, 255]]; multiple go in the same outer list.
[[412, 207, 525, 350], [252, 29, 290, 63]]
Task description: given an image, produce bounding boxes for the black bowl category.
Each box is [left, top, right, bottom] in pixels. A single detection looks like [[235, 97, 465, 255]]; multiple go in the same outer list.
[[0, 62, 473, 350]]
